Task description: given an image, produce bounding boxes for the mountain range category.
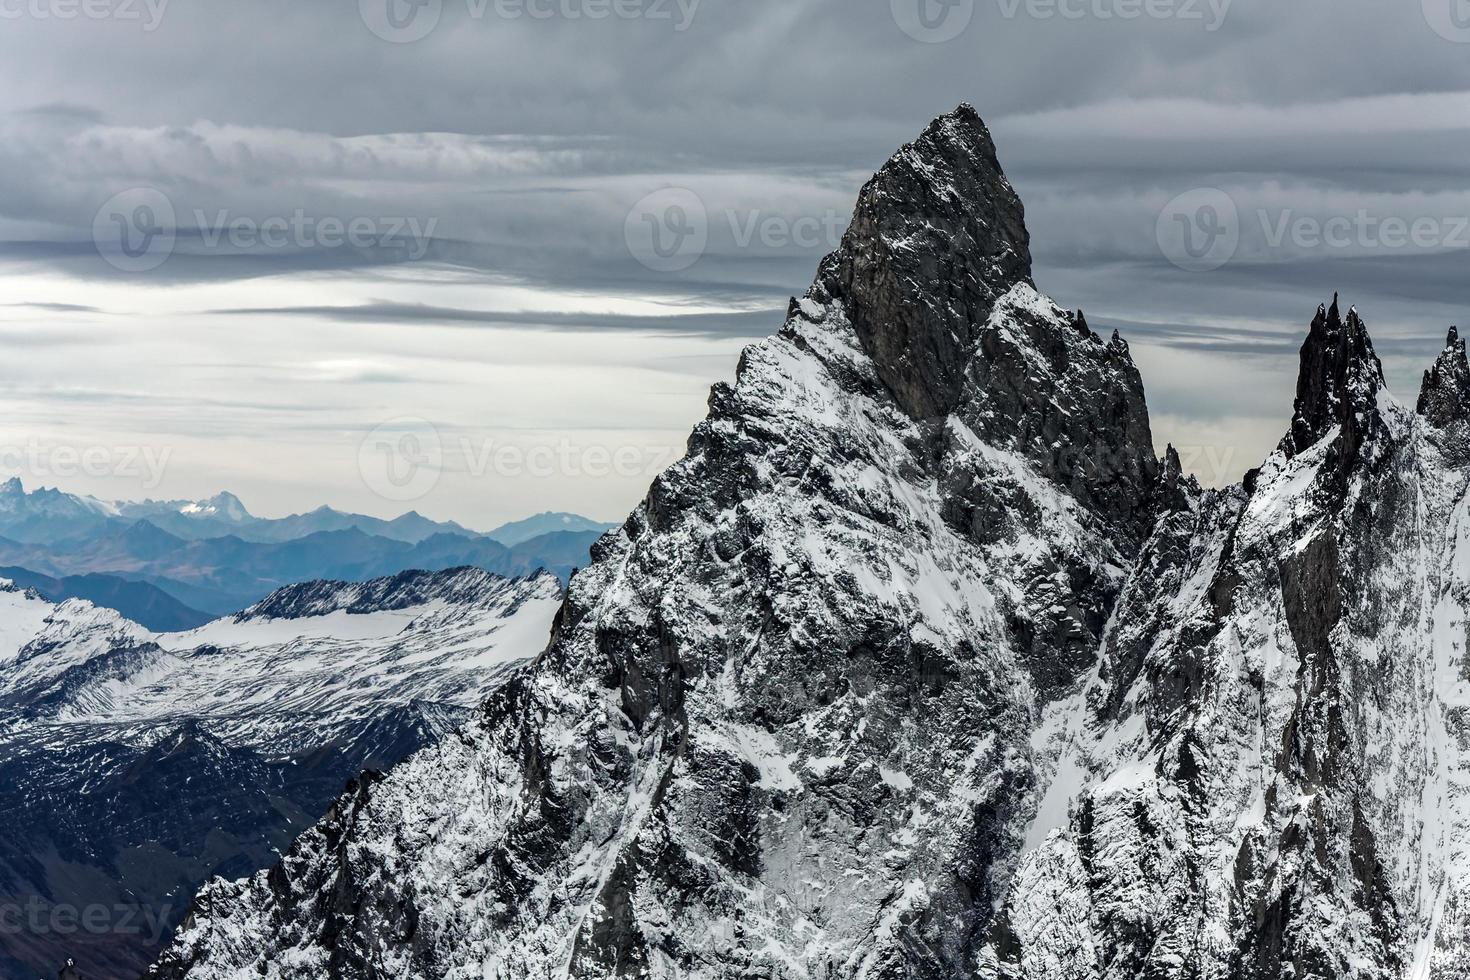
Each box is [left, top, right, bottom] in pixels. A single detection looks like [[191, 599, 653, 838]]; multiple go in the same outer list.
[[0, 567, 562, 980], [140, 105, 1470, 980], [0, 479, 609, 548], [0, 480, 614, 626]]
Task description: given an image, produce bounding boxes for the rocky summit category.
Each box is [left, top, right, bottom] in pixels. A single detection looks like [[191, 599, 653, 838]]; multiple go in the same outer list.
[[146, 105, 1470, 980]]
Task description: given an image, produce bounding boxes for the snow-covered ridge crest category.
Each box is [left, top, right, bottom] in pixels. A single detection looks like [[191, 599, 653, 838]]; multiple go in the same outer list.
[[236, 565, 561, 621]]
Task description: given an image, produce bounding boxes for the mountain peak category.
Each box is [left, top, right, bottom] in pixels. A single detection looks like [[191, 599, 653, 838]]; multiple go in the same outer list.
[[1417, 324, 1470, 431], [812, 103, 1032, 418], [179, 491, 250, 521], [121, 518, 175, 539], [206, 490, 248, 515], [1279, 296, 1386, 462]]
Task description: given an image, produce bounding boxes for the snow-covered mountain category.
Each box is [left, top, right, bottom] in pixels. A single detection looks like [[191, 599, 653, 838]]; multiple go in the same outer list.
[[141, 105, 1470, 980], [0, 491, 609, 626], [0, 568, 561, 980], [0, 476, 119, 542], [0, 479, 613, 548]]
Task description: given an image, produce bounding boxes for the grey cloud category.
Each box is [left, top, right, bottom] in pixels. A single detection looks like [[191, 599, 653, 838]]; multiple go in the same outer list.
[[3, 0, 1470, 517], [3, 301, 109, 314], [208, 302, 783, 338]]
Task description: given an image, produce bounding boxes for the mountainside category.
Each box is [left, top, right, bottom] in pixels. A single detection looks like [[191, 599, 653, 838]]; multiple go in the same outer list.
[[1000, 300, 1470, 980], [0, 568, 562, 980], [143, 106, 1470, 980]]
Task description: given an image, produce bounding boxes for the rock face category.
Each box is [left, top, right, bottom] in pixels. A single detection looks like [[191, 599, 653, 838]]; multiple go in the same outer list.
[[1003, 296, 1470, 979], [815, 104, 1033, 421], [1419, 327, 1470, 462], [146, 107, 1470, 980]]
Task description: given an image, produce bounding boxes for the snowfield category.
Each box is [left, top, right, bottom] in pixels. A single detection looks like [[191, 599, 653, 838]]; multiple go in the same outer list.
[[0, 567, 563, 980]]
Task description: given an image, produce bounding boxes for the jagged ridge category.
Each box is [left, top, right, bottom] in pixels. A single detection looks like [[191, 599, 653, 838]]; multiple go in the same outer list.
[[144, 107, 1470, 980]]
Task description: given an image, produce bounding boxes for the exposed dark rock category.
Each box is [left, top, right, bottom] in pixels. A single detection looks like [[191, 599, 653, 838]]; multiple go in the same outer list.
[[1418, 327, 1470, 466], [813, 103, 1032, 421], [1279, 296, 1386, 472]]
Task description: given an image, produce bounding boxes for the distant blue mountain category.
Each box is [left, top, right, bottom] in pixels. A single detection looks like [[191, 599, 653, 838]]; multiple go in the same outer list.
[[0, 480, 611, 619], [484, 511, 617, 546], [0, 566, 213, 631], [0, 478, 550, 545]]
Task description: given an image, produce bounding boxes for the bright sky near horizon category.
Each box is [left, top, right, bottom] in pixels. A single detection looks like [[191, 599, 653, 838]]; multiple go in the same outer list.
[[4, 0, 1470, 526]]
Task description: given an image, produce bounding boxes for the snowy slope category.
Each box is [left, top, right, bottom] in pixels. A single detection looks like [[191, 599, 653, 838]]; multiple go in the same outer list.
[[0, 568, 561, 980], [146, 106, 1470, 980]]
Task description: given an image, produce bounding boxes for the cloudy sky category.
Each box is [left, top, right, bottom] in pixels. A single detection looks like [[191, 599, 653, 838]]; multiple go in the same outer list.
[[2, 0, 1469, 527]]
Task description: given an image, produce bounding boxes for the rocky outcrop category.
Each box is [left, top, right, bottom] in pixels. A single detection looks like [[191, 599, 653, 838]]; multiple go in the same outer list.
[[237, 566, 557, 620], [1419, 327, 1470, 428], [813, 104, 1033, 421], [1278, 296, 1388, 490]]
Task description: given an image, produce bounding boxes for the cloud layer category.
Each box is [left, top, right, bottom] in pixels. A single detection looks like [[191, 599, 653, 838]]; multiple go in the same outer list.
[[2, 0, 1468, 522]]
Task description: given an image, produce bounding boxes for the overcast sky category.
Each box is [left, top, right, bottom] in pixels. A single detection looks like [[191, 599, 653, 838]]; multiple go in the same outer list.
[[2, 0, 1469, 526]]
